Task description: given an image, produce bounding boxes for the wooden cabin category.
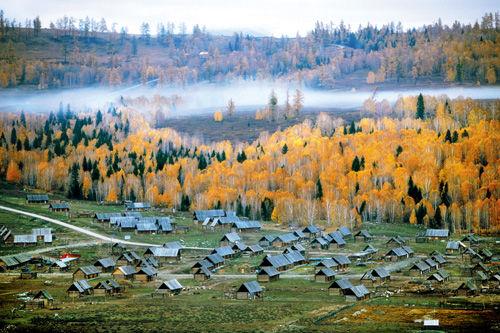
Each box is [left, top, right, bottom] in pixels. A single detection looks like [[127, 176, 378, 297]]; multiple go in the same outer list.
[[315, 268, 336, 282], [257, 266, 280, 282], [73, 266, 100, 280], [193, 266, 212, 281], [236, 281, 263, 300], [156, 279, 183, 296]]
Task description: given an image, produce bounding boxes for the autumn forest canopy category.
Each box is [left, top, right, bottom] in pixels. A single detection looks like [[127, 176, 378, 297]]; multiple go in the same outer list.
[[0, 10, 498, 235]]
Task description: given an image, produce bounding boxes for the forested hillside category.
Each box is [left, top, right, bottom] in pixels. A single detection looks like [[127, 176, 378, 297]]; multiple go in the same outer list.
[[1, 94, 498, 234], [0, 10, 498, 88]]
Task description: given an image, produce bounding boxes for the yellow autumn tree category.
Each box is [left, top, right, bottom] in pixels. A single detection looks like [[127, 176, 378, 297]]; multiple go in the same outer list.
[[213, 110, 223, 122], [6, 160, 21, 183]]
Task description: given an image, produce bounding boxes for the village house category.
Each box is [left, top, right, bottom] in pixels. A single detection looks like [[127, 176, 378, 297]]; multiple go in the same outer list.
[[144, 247, 181, 265], [73, 266, 100, 280], [386, 236, 406, 246], [461, 234, 479, 245], [384, 247, 409, 261], [26, 194, 49, 204], [360, 267, 390, 284], [242, 244, 264, 256], [326, 231, 346, 248], [125, 202, 151, 211], [315, 268, 336, 282], [337, 226, 353, 239], [302, 225, 321, 239], [431, 253, 447, 266], [212, 246, 235, 259], [135, 266, 157, 282], [137, 256, 159, 269], [363, 244, 378, 254], [344, 285, 371, 301], [193, 266, 212, 281], [292, 230, 306, 241], [206, 253, 225, 269], [258, 235, 276, 248], [236, 281, 263, 300], [94, 213, 122, 223], [284, 250, 307, 266], [26, 290, 53, 309], [112, 265, 137, 280], [116, 251, 142, 266], [315, 258, 338, 273], [446, 241, 466, 254], [311, 237, 330, 250], [112, 242, 127, 254], [94, 257, 116, 272], [455, 279, 478, 296], [427, 269, 450, 284], [67, 279, 93, 297], [354, 230, 373, 242], [271, 233, 298, 248], [332, 255, 351, 271], [232, 242, 247, 254], [156, 279, 183, 296], [49, 202, 70, 212], [13, 235, 37, 246], [417, 229, 449, 242], [135, 222, 158, 234], [424, 258, 439, 270], [233, 220, 262, 232], [94, 281, 113, 296], [220, 232, 241, 246], [328, 278, 354, 295], [260, 254, 292, 271], [409, 261, 431, 275], [462, 248, 484, 263], [191, 259, 214, 273], [257, 266, 280, 282], [193, 209, 226, 223]]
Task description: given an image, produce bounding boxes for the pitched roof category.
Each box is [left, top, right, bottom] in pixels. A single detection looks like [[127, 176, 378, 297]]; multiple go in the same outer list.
[[193, 259, 214, 270], [212, 246, 235, 257], [233, 220, 262, 230], [261, 254, 291, 269], [221, 232, 241, 243], [363, 244, 378, 253], [49, 202, 70, 209], [95, 213, 122, 220], [246, 244, 264, 253], [347, 285, 370, 298], [424, 229, 449, 237], [355, 230, 373, 238], [275, 233, 298, 243], [206, 253, 224, 265], [136, 223, 158, 231], [328, 231, 346, 245], [95, 281, 112, 290], [33, 290, 53, 301], [316, 267, 336, 277], [293, 230, 306, 239], [424, 258, 438, 268], [77, 265, 100, 275], [316, 258, 338, 269], [329, 278, 353, 290], [302, 225, 321, 234], [193, 209, 225, 221], [14, 234, 37, 243], [125, 202, 151, 209], [237, 281, 262, 293], [258, 266, 280, 277], [194, 265, 212, 276], [410, 261, 430, 272], [145, 247, 179, 257], [332, 255, 351, 265], [312, 237, 329, 246], [436, 269, 450, 280], [114, 265, 136, 276], [137, 266, 157, 276], [158, 279, 183, 291], [26, 194, 49, 201], [123, 211, 142, 218], [431, 254, 447, 265], [158, 220, 173, 232], [386, 247, 408, 257], [284, 250, 306, 264], [337, 226, 352, 237], [94, 257, 116, 268], [32, 228, 52, 236], [259, 235, 276, 242], [232, 242, 247, 251]]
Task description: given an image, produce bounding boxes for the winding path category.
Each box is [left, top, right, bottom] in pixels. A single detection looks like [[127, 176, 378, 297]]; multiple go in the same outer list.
[[0, 204, 211, 251]]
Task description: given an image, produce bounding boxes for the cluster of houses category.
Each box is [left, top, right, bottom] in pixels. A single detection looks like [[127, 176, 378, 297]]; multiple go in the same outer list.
[[310, 226, 354, 249], [194, 210, 262, 232], [329, 278, 371, 301], [95, 212, 179, 234], [67, 278, 124, 297], [0, 226, 53, 246], [26, 194, 72, 213]]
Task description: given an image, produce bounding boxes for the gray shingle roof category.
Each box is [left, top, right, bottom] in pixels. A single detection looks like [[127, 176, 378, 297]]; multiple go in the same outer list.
[[333, 255, 351, 265], [275, 233, 298, 243], [125, 202, 151, 209], [26, 194, 49, 201], [159, 279, 183, 291], [212, 246, 235, 257], [95, 257, 116, 268], [163, 241, 184, 250], [234, 220, 261, 230], [284, 250, 306, 264], [316, 267, 336, 277], [261, 254, 291, 269], [136, 223, 158, 231], [337, 226, 352, 237], [206, 253, 225, 265], [259, 266, 280, 277], [348, 285, 370, 298], [410, 261, 430, 272], [77, 265, 100, 275], [238, 281, 262, 293], [302, 225, 321, 234], [424, 229, 449, 238], [316, 258, 338, 269], [115, 265, 137, 276], [14, 234, 37, 243], [49, 202, 70, 209], [145, 247, 179, 257], [193, 209, 226, 221], [221, 232, 241, 243], [329, 278, 353, 290], [386, 247, 408, 257]]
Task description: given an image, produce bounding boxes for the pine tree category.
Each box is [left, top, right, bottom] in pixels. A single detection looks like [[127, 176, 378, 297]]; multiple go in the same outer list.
[[281, 143, 288, 154], [68, 163, 82, 199], [198, 154, 207, 170], [351, 156, 360, 172], [315, 178, 323, 199], [416, 93, 425, 119]]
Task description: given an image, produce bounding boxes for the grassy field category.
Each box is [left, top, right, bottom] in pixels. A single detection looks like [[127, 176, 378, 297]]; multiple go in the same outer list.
[[1, 185, 499, 332]]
